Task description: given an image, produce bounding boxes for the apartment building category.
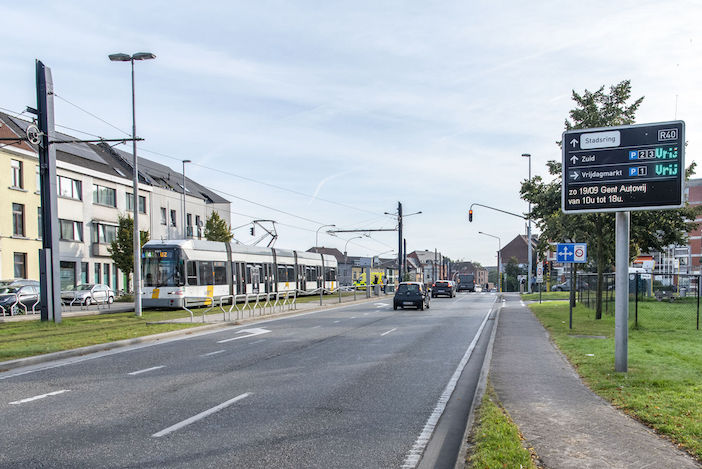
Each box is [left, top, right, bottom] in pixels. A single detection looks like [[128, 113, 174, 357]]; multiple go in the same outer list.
[[0, 112, 231, 292]]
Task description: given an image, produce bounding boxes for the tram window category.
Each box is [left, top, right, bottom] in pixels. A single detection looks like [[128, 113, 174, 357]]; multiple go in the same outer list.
[[214, 261, 227, 284], [277, 265, 287, 282], [287, 265, 295, 281], [199, 261, 214, 285], [325, 268, 336, 281], [187, 261, 198, 285], [246, 264, 252, 283]]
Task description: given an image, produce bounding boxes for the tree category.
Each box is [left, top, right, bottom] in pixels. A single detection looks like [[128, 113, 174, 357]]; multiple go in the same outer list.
[[521, 80, 701, 317], [108, 214, 149, 291], [204, 211, 233, 242]]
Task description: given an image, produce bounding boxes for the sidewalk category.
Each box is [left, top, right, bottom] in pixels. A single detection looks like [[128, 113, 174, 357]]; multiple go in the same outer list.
[[490, 294, 700, 469]]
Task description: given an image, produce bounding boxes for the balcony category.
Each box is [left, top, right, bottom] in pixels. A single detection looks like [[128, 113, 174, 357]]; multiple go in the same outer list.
[[92, 243, 112, 257]]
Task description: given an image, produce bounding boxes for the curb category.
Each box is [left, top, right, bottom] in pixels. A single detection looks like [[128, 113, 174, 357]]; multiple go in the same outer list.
[[454, 296, 502, 468], [0, 322, 233, 372], [0, 295, 386, 373]]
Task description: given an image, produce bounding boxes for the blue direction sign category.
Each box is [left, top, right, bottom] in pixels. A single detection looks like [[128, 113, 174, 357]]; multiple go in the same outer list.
[[556, 243, 587, 264], [562, 121, 685, 213]]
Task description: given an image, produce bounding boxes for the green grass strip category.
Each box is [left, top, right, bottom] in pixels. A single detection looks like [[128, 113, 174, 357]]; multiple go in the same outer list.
[[521, 291, 570, 301], [0, 311, 201, 362], [467, 382, 537, 469], [529, 301, 702, 461]]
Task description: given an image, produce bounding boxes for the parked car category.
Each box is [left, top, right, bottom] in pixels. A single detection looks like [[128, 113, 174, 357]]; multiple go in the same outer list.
[[551, 280, 570, 291], [393, 282, 430, 310], [474, 285, 483, 293], [431, 280, 456, 298], [61, 284, 115, 305], [0, 283, 41, 315]]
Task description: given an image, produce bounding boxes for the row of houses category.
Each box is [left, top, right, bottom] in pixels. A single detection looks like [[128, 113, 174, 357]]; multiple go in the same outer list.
[[0, 112, 231, 292], [310, 247, 489, 287]]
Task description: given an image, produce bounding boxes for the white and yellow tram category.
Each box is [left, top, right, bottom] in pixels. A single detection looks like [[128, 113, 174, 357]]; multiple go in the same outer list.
[[141, 239, 337, 308]]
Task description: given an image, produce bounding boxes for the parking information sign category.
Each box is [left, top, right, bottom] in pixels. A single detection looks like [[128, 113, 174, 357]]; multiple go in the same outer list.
[[557, 243, 587, 264], [562, 121, 685, 213]]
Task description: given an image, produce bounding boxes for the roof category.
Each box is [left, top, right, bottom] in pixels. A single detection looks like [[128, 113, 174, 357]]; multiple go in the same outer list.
[[500, 234, 538, 265], [0, 112, 229, 205], [408, 250, 443, 265]]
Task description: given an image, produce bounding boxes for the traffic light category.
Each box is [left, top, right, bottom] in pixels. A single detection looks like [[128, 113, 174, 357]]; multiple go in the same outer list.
[[250, 227, 255, 235], [468, 210, 473, 222]]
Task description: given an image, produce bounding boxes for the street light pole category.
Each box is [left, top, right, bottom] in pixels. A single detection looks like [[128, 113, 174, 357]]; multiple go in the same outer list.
[[479, 231, 502, 292], [315, 224, 336, 251], [522, 153, 533, 294], [109, 52, 156, 317], [182, 159, 191, 238]]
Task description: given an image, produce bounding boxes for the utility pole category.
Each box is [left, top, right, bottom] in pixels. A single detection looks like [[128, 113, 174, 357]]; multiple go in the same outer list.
[[397, 201, 403, 282], [36, 60, 62, 323]]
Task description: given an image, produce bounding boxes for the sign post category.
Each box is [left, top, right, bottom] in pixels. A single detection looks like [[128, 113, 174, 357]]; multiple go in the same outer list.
[[562, 121, 685, 372], [557, 243, 588, 329]]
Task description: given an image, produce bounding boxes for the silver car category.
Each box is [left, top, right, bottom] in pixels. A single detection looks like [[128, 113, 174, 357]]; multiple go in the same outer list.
[[61, 284, 115, 305]]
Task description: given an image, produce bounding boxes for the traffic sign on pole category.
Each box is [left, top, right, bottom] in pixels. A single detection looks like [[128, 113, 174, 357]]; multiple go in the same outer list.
[[562, 121, 685, 213], [556, 243, 587, 264]]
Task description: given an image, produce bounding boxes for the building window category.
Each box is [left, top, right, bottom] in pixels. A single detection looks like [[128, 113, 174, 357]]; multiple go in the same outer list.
[[94, 263, 101, 285], [126, 193, 147, 214], [12, 203, 25, 237], [58, 176, 82, 200], [170, 209, 177, 227], [160, 207, 167, 225], [103, 263, 110, 286], [35, 166, 41, 193], [186, 213, 193, 237], [195, 215, 202, 239], [14, 253, 27, 279], [11, 159, 23, 189], [93, 184, 116, 207], [92, 223, 117, 244], [60, 261, 76, 290], [81, 262, 89, 284], [59, 219, 84, 242]]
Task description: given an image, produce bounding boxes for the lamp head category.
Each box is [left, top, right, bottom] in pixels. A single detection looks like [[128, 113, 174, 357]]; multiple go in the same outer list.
[[132, 52, 156, 61], [521, 153, 531, 158], [108, 53, 131, 62]]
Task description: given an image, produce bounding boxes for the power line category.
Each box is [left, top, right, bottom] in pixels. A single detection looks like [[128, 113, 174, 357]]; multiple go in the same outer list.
[[53, 93, 131, 137]]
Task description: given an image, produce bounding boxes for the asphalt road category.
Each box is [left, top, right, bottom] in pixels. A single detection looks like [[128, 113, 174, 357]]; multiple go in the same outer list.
[[1, 291, 497, 468]]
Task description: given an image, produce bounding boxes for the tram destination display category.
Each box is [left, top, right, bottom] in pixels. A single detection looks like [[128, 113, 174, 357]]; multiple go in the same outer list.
[[562, 121, 685, 213]]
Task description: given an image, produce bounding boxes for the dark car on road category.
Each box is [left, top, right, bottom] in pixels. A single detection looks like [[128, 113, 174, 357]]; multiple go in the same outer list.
[[393, 282, 430, 310], [456, 273, 476, 292], [0, 282, 41, 316], [431, 280, 456, 298]]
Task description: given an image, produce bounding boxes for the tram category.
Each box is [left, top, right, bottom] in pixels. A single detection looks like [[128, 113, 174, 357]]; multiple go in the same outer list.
[[141, 239, 337, 308]]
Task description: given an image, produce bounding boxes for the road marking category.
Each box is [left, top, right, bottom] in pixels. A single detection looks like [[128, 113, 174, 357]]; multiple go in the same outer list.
[[402, 305, 494, 468], [152, 392, 251, 438], [201, 350, 225, 357], [311, 325, 321, 329], [217, 328, 271, 343], [350, 316, 356, 319], [375, 303, 388, 308], [10, 389, 70, 405], [363, 312, 369, 316], [128, 366, 165, 376], [380, 328, 397, 337]]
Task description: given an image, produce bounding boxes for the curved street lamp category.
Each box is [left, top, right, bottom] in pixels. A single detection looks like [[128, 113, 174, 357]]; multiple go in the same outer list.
[[315, 224, 336, 251], [479, 231, 502, 292]]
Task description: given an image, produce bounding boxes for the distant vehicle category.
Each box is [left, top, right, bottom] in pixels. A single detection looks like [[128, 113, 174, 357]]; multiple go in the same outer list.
[[474, 285, 483, 293], [431, 280, 456, 298], [0, 279, 39, 288], [0, 283, 40, 316], [354, 271, 386, 290], [61, 284, 115, 305], [456, 273, 476, 292], [393, 282, 430, 310]]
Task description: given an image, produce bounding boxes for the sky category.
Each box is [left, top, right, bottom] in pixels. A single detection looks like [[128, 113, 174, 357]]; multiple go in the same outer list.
[[1, 0, 701, 266]]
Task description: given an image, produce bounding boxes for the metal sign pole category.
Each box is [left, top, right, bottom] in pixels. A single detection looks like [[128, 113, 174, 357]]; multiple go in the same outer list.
[[615, 211, 630, 372]]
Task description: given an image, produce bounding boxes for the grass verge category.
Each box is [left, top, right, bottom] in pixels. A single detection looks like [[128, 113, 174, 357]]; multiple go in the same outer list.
[[529, 301, 702, 461], [0, 310, 202, 362], [467, 382, 538, 469], [520, 291, 570, 301]]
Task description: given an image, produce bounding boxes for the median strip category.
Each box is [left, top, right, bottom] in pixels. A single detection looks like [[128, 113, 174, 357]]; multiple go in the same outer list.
[[152, 392, 251, 438]]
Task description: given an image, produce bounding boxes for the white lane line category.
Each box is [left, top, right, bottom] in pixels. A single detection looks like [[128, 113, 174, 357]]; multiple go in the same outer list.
[[363, 312, 369, 316], [402, 305, 494, 468], [201, 350, 225, 357], [351, 316, 356, 319], [380, 328, 397, 337], [128, 366, 165, 376], [311, 325, 321, 329], [152, 392, 251, 438], [10, 389, 70, 405], [333, 320, 341, 323]]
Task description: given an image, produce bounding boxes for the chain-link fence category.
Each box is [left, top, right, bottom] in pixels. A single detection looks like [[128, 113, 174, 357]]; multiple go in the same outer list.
[[576, 272, 700, 330]]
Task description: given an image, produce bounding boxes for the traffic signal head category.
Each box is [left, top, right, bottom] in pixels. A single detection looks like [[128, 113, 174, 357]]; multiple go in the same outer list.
[[250, 227, 255, 235], [468, 210, 473, 222]]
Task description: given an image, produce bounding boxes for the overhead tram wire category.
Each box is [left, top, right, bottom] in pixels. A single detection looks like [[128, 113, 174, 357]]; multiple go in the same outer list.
[[139, 147, 393, 219], [52, 93, 131, 137]]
